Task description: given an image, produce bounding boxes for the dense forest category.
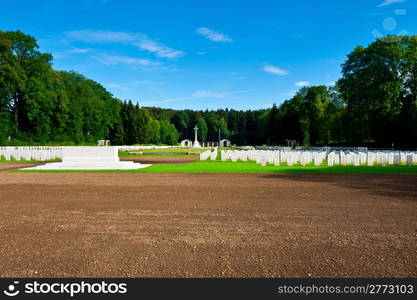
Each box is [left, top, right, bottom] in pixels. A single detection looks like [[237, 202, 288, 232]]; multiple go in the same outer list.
[[1, 30, 417, 147]]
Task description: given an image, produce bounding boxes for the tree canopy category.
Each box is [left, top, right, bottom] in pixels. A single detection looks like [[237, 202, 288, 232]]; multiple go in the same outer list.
[[1, 30, 416, 147]]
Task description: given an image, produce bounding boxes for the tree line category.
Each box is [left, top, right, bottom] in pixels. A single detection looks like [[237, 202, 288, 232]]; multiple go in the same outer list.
[[0, 30, 179, 145], [1, 30, 417, 147]]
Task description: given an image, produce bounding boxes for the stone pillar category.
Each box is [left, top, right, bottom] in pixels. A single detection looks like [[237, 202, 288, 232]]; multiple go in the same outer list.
[[193, 126, 201, 148]]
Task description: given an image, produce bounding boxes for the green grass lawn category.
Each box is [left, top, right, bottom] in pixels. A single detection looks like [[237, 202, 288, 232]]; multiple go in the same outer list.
[[14, 160, 417, 174], [138, 161, 417, 174], [0, 157, 60, 163]]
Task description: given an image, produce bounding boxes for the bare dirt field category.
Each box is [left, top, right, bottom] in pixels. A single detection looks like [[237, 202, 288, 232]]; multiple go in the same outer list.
[[0, 170, 416, 277]]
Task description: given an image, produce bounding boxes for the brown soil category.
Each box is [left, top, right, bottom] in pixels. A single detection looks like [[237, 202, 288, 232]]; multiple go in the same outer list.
[[0, 171, 416, 278], [121, 155, 198, 164], [0, 162, 42, 171]]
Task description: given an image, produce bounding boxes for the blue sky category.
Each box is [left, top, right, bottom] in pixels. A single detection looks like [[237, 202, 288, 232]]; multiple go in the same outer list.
[[1, 0, 416, 110]]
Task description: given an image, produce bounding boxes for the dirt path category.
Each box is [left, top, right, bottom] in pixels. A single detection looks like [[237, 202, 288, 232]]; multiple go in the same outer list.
[[0, 162, 42, 171], [0, 172, 416, 277], [0, 155, 197, 171], [121, 155, 198, 164]]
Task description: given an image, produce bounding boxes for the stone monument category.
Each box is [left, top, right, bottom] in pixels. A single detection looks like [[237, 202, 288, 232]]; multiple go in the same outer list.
[[193, 126, 201, 148]]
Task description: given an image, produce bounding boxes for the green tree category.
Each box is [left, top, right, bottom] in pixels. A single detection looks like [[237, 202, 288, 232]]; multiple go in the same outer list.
[[0, 31, 21, 142], [171, 111, 189, 139], [159, 120, 179, 145], [196, 117, 208, 142], [338, 35, 416, 146], [147, 119, 161, 144], [266, 104, 279, 144]]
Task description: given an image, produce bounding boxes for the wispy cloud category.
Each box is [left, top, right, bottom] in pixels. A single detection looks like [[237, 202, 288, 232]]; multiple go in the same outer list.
[[142, 90, 250, 105], [295, 81, 310, 87], [98, 0, 108, 6], [134, 39, 184, 59], [67, 48, 93, 54], [67, 30, 139, 43], [53, 47, 93, 59], [196, 27, 233, 43], [192, 90, 227, 98], [193, 90, 250, 99], [99, 54, 161, 66], [263, 64, 289, 76], [378, 0, 406, 7], [67, 30, 184, 59]]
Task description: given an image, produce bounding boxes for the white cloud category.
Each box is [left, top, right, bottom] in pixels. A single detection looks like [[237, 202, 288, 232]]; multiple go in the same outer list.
[[263, 64, 289, 76], [378, 0, 406, 7], [196, 27, 233, 43], [52, 48, 93, 59], [99, 55, 161, 66], [192, 90, 226, 98], [67, 48, 93, 54], [67, 30, 184, 59], [134, 39, 184, 59], [295, 81, 310, 87], [67, 30, 139, 43], [142, 90, 250, 105]]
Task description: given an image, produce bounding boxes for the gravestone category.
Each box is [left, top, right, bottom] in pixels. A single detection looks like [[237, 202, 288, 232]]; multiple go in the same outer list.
[[381, 153, 388, 166], [340, 152, 347, 166], [394, 153, 401, 165], [241, 152, 248, 161], [367, 153, 375, 166], [346, 152, 352, 165], [273, 153, 280, 166], [287, 154, 294, 166], [327, 152, 334, 166], [388, 153, 394, 165], [334, 152, 340, 165], [407, 154, 413, 166], [353, 154, 360, 166]]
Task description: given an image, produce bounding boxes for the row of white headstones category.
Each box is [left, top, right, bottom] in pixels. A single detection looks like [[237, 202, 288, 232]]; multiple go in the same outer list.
[[0, 145, 178, 161], [200, 148, 218, 161], [0, 147, 64, 161], [201, 149, 417, 166]]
